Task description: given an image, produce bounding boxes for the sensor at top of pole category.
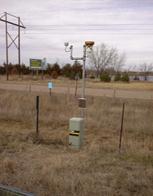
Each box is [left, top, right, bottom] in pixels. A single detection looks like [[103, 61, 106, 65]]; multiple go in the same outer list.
[[64, 42, 69, 47], [85, 41, 95, 48]]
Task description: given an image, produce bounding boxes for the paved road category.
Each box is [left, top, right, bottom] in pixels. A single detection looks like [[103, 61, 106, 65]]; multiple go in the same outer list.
[[0, 82, 153, 100]]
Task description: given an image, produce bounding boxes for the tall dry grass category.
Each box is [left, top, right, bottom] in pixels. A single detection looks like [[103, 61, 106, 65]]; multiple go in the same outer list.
[[0, 90, 153, 196]]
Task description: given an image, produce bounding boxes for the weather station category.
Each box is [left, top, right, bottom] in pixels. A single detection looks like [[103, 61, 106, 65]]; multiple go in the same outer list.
[[64, 41, 95, 149]]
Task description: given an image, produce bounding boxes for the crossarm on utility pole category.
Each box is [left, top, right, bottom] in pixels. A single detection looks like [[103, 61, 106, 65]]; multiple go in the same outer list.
[[0, 18, 26, 29]]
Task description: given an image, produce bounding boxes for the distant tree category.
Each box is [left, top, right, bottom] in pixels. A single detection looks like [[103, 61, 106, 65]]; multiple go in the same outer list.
[[51, 63, 61, 75], [47, 62, 61, 77], [139, 63, 153, 81], [121, 73, 129, 82], [8, 63, 13, 75], [22, 64, 30, 75], [51, 71, 58, 79], [0, 65, 5, 75], [11, 66, 18, 75], [112, 53, 126, 72], [89, 74, 95, 79], [90, 43, 125, 77], [13, 64, 21, 76], [61, 63, 72, 78], [47, 63, 52, 76], [3, 62, 9, 79], [2, 62, 31, 79], [70, 61, 82, 80], [100, 72, 111, 82], [114, 72, 121, 81], [133, 75, 139, 81]]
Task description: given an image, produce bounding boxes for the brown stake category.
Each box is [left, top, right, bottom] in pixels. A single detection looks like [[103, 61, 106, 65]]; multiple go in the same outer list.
[[75, 77, 78, 97]]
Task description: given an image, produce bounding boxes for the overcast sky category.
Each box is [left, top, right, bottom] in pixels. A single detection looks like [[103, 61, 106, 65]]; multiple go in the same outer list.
[[0, 0, 153, 68]]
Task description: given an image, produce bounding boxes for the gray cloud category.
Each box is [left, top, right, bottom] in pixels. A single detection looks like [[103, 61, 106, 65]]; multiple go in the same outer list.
[[0, 0, 153, 66]]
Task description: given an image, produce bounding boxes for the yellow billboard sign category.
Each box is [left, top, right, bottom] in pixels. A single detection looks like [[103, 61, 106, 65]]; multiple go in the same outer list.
[[30, 59, 42, 69]]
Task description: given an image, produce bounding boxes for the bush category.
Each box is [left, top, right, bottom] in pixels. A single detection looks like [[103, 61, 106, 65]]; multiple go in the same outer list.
[[51, 63, 61, 75], [71, 61, 82, 80], [121, 73, 129, 82], [51, 71, 58, 79], [100, 72, 111, 82], [62, 64, 72, 78], [61, 61, 82, 80], [114, 72, 121, 81], [47, 63, 61, 77], [89, 75, 95, 79], [69, 72, 76, 80], [133, 76, 139, 81]]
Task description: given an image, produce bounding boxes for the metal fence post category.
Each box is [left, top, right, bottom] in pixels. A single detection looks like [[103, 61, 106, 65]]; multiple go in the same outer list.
[[36, 96, 39, 137], [119, 103, 125, 153]]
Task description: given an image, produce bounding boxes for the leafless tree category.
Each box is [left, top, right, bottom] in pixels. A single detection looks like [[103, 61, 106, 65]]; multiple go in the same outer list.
[[112, 52, 126, 72], [139, 63, 153, 81], [89, 43, 125, 77]]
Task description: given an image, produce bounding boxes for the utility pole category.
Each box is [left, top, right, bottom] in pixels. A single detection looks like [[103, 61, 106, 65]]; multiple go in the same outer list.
[[18, 17, 21, 77], [0, 12, 26, 80], [82, 45, 86, 98], [5, 13, 8, 80]]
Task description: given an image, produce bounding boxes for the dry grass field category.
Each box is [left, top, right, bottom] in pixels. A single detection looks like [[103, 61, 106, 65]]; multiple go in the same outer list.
[[0, 90, 153, 196]]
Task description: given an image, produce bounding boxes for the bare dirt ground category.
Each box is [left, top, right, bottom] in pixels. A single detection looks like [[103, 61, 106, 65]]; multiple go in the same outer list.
[[0, 81, 153, 100]]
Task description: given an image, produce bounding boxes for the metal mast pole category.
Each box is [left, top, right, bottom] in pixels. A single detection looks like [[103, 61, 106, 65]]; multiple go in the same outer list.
[[82, 45, 86, 98], [64, 41, 94, 118]]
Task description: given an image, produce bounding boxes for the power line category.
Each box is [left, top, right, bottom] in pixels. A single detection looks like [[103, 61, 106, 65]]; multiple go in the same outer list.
[[17, 28, 153, 31], [2, 32, 153, 36], [27, 24, 153, 26], [6, 29, 153, 34], [25, 24, 153, 32], [2, 22, 153, 31], [25, 24, 153, 31], [23, 33, 153, 36]]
